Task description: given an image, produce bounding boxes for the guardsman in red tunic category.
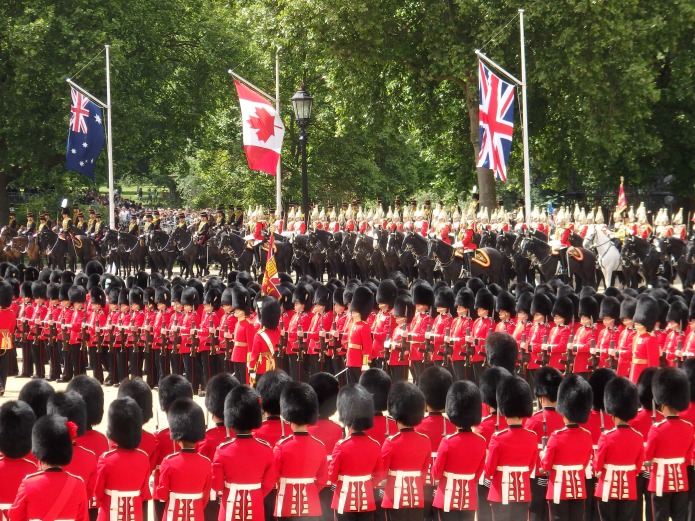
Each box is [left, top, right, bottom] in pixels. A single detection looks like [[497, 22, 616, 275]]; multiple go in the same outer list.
[[116, 379, 159, 473], [230, 287, 259, 386], [249, 298, 282, 382], [513, 293, 534, 375], [102, 288, 119, 385], [9, 415, 89, 521], [346, 287, 374, 384], [213, 385, 276, 521], [16, 281, 34, 378], [44, 283, 62, 381], [433, 381, 486, 521], [68, 375, 110, 459], [663, 300, 688, 368], [525, 368, 566, 521], [526, 294, 553, 392], [30, 281, 49, 380], [571, 296, 599, 379], [274, 381, 328, 518], [156, 398, 211, 521], [645, 368, 695, 521], [65, 286, 87, 381], [381, 382, 431, 519], [329, 384, 383, 520], [546, 297, 573, 372], [178, 287, 201, 393], [484, 376, 538, 521], [594, 377, 645, 521], [287, 284, 314, 383], [428, 288, 454, 367], [152, 287, 173, 387], [615, 299, 637, 378], [540, 375, 594, 521], [218, 288, 238, 376], [408, 283, 434, 384], [630, 296, 661, 384], [127, 287, 146, 379], [448, 289, 474, 382], [254, 371, 292, 449], [168, 287, 186, 376], [386, 295, 413, 382], [358, 369, 397, 449], [306, 286, 334, 377], [373, 280, 398, 372], [466, 288, 495, 385], [198, 288, 221, 385], [684, 300, 695, 356], [598, 298, 622, 369], [87, 287, 108, 384], [494, 291, 517, 337], [0, 401, 37, 520], [113, 289, 131, 386], [94, 398, 151, 521]]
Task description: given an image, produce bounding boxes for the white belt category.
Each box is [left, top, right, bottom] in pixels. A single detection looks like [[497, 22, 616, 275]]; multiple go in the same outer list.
[[551, 465, 585, 504], [425, 452, 438, 485], [0, 504, 10, 521], [167, 492, 203, 521], [601, 464, 636, 502], [442, 472, 475, 512], [224, 482, 262, 521], [388, 470, 421, 509], [105, 489, 140, 521], [275, 477, 314, 517], [496, 466, 530, 505], [653, 457, 685, 496], [337, 474, 372, 514]]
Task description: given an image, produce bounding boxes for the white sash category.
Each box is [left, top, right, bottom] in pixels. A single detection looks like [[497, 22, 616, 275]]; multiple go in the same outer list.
[[274, 477, 314, 517], [442, 472, 475, 512], [337, 474, 372, 514], [601, 464, 636, 502], [496, 466, 530, 505], [388, 470, 421, 509], [653, 457, 685, 496], [551, 464, 585, 504], [105, 489, 140, 521], [224, 482, 262, 521]]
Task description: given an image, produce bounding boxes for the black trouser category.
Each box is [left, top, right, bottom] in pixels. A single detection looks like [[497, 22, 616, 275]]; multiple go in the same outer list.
[[334, 356, 347, 386], [208, 352, 223, 380], [346, 366, 361, 384], [197, 350, 210, 391], [288, 354, 305, 382], [471, 361, 484, 386], [32, 339, 46, 378], [0, 352, 9, 392], [451, 360, 474, 382], [20, 338, 32, 376], [651, 491, 688, 521], [232, 360, 247, 385], [264, 489, 276, 521], [477, 484, 493, 521], [385, 508, 424, 521], [142, 347, 155, 387], [597, 499, 636, 521], [687, 467, 695, 521], [88, 346, 102, 383], [48, 340, 61, 380], [388, 364, 410, 382], [370, 357, 386, 371], [306, 353, 319, 379], [170, 352, 181, 375], [549, 498, 584, 521], [182, 353, 202, 392], [585, 478, 598, 521], [203, 494, 219, 521], [438, 510, 475, 521], [529, 477, 549, 521], [490, 502, 529, 521], [319, 487, 333, 521], [156, 349, 170, 386], [116, 349, 127, 384], [423, 485, 436, 521], [128, 346, 143, 378], [411, 360, 426, 384], [154, 500, 165, 521], [64, 343, 83, 380], [336, 512, 375, 521]]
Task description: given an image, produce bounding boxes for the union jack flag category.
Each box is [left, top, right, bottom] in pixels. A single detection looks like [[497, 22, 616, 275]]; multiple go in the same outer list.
[[477, 60, 516, 182]]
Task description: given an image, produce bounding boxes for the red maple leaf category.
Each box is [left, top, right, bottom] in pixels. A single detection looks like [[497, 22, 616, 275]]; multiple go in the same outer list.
[[247, 107, 277, 142]]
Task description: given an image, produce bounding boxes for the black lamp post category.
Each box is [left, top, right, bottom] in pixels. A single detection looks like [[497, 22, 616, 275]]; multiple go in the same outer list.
[[291, 84, 313, 226]]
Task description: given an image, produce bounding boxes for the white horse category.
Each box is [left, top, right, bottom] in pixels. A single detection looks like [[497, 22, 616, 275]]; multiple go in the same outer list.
[[583, 224, 622, 289]]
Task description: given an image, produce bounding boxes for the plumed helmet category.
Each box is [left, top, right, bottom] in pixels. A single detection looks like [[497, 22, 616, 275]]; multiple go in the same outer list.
[[205, 373, 240, 420], [351, 286, 374, 321], [496, 291, 516, 317], [530, 293, 553, 318], [534, 367, 564, 401], [376, 280, 398, 308], [479, 366, 511, 409], [117, 378, 153, 424], [552, 296, 574, 324], [337, 384, 375, 431], [107, 397, 142, 449], [225, 385, 263, 431], [474, 288, 494, 313], [168, 397, 206, 443], [497, 375, 534, 418], [32, 414, 73, 466], [418, 366, 453, 411], [557, 374, 593, 423], [259, 297, 281, 329], [633, 295, 659, 332], [604, 377, 639, 421], [309, 372, 339, 418], [18, 379, 55, 419], [47, 391, 87, 436], [280, 381, 319, 426], [256, 370, 292, 415], [446, 380, 482, 429], [485, 333, 518, 374], [0, 400, 36, 458], [412, 282, 434, 308], [67, 376, 104, 427], [653, 367, 690, 412], [455, 288, 475, 310], [158, 374, 193, 413], [387, 381, 425, 427], [600, 296, 621, 321], [620, 297, 637, 320], [359, 368, 392, 412]]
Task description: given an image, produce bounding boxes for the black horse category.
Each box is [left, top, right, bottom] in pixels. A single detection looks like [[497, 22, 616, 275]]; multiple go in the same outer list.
[[147, 230, 178, 278], [401, 232, 436, 284], [218, 232, 255, 275], [169, 226, 200, 278], [38, 228, 78, 271], [655, 236, 694, 288], [521, 236, 597, 290], [496, 232, 533, 287], [620, 236, 659, 288], [429, 239, 507, 287]]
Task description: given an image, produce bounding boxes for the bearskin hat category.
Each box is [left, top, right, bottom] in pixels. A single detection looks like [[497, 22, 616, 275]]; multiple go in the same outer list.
[[46, 282, 60, 302], [412, 282, 434, 308], [153, 287, 170, 307], [337, 384, 374, 431], [516, 291, 533, 315], [455, 288, 475, 310], [497, 376, 534, 418], [74, 273, 88, 289], [18, 379, 55, 419], [204, 288, 221, 310], [86, 273, 100, 291], [19, 281, 32, 299], [620, 297, 637, 320], [657, 299, 670, 328], [393, 295, 415, 323], [106, 287, 119, 306], [171, 284, 184, 304], [534, 367, 564, 401], [117, 287, 129, 306], [61, 271, 75, 285], [66, 376, 104, 427], [589, 368, 617, 411], [143, 287, 155, 307], [485, 333, 518, 374], [480, 367, 511, 409], [32, 414, 73, 466], [67, 285, 86, 305], [653, 367, 690, 412], [0, 400, 35, 458], [333, 287, 345, 308], [496, 291, 517, 317], [435, 287, 455, 313], [220, 287, 234, 307], [31, 281, 47, 301], [343, 283, 357, 307], [530, 293, 553, 320], [280, 381, 319, 426], [376, 280, 398, 308], [309, 372, 339, 418], [84, 260, 104, 277], [633, 295, 659, 332], [158, 374, 193, 413], [38, 268, 51, 283], [474, 288, 495, 313], [418, 366, 453, 411], [204, 373, 240, 420], [107, 397, 142, 449], [557, 374, 593, 423], [23, 267, 39, 282], [599, 296, 621, 321], [467, 277, 485, 295], [47, 391, 87, 436], [351, 286, 374, 321], [225, 385, 263, 432], [604, 377, 639, 421], [578, 296, 599, 321], [636, 367, 658, 410], [666, 299, 689, 331], [259, 297, 281, 330], [117, 378, 153, 424], [312, 284, 330, 308], [387, 381, 425, 427], [292, 283, 313, 308], [88, 287, 105, 308], [359, 368, 392, 412], [446, 380, 482, 429], [552, 296, 574, 324], [128, 287, 144, 308], [181, 287, 199, 309], [256, 370, 292, 415], [168, 398, 206, 443]]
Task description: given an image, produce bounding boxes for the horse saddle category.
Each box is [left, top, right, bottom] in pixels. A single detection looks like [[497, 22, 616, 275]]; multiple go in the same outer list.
[[73, 236, 83, 249], [567, 247, 583, 261], [471, 249, 491, 268]]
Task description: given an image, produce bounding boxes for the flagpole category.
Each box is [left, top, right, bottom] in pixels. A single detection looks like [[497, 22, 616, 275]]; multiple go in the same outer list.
[[275, 48, 282, 216], [519, 9, 531, 225], [105, 44, 115, 230], [227, 70, 276, 103]]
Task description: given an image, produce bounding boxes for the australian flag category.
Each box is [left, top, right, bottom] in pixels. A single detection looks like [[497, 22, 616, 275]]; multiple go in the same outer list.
[[66, 87, 105, 180]]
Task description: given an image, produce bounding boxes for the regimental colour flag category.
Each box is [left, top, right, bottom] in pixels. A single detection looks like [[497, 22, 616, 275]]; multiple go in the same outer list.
[[234, 80, 285, 176], [66, 88, 105, 180], [477, 60, 516, 182], [261, 233, 282, 298], [617, 176, 627, 212]]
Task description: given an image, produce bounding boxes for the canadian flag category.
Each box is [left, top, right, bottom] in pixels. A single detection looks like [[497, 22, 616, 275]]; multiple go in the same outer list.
[[234, 80, 285, 176]]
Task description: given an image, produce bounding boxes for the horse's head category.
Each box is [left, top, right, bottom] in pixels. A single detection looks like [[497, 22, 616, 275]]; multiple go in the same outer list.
[[685, 239, 695, 265], [520, 238, 534, 259]]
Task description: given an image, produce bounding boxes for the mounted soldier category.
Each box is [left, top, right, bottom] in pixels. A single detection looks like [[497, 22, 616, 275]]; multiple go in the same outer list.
[[7, 208, 17, 230], [60, 207, 74, 246], [151, 209, 162, 231], [177, 210, 187, 229], [23, 211, 36, 237], [91, 212, 105, 252], [196, 210, 210, 246], [128, 214, 139, 237], [75, 211, 87, 233], [142, 211, 155, 234], [214, 205, 226, 229]]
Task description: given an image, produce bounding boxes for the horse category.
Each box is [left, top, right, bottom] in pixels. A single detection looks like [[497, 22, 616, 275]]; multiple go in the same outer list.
[[655, 236, 693, 288], [384, 231, 406, 279], [583, 225, 622, 289], [169, 226, 200, 278], [620, 235, 660, 288], [217, 231, 254, 275], [5, 235, 43, 268], [353, 233, 375, 281], [326, 231, 348, 281], [148, 230, 178, 278], [521, 236, 597, 290], [116, 231, 147, 276], [401, 232, 436, 283], [38, 228, 79, 271]]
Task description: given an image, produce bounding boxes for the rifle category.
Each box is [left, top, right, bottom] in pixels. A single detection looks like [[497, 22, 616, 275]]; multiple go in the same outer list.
[[172, 320, 181, 355], [383, 333, 392, 366], [563, 334, 575, 375], [517, 333, 529, 376], [190, 329, 199, 358], [80, 323, 89, 353], [608, 339, 618, 370], [540, 334, 550, 367], [676, 339, 685, 369], [143, 313, 152, 354], [210, 326, 218, 356], [463, 327, 473, 368], [659, 348, 669, 368], [424, 324, 434, 364], [223, 323, 233, 361], [132, 313, 142, 353], [297, 324, 307, 362], [61, 317, 68, 352], [589, 338, 599, 371], [480, 338, 490, 368], [49, 318, 58, 350], [442, 327, 452, 367], [318, 323, 327, 364], [277, 325, 287, 360], [398, 328, 410, 362], [108, 322, 116, 354], [20, 316, 29, 350]]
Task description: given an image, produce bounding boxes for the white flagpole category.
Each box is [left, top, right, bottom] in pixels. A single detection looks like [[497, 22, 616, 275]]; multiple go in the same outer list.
[[105, 44, 116, 230], [275, 49, 282, 217], [519, 9, 531, 225]]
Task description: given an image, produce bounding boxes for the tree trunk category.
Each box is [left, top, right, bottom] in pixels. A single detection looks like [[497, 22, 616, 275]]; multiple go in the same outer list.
[[0, 169, 9, 225]]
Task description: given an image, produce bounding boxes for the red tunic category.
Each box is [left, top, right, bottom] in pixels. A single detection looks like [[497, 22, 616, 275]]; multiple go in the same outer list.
[[372, 310, 396, 359], [408, 312, 431, 363], [484, 425, 538, 503], [416, 412, 456, 486], [524, 407, 565, 471], [308, 418, 343, 462], [307, 311, 333, 356], [663, 329, 685, 367], [287, 311, 313, 356], [547, 324, 571, 370], [64, 445, 98, 504], [198, 310, 220, 353], [512, 319, 532, 344], [156, 449, 211, 521], [94, 448, 151, 521], [153, 429, 179, 496], [387, 324, 409, 367], [593, 425, 644, 501], [88, 308, 108, 347], [69, 308, 87, 345], [364, 413, 399, 447], [232, 318, 256, 363], [645, 417, 695, 494], [573, 325, 597, 373], [177, 311, 197, 354], [470, 316, 493, 364], [254, 417, 289, 448], [9, 468, 89, 521], [616, 327, 636, 377], [429, 313, 452, 362], [346, 320, 372, 368], [328, 432, 383, 513], [432, 429, 486, 511], [248, 328, 280, 376], [597, 326, 621, 368], [475, 414, 508, 446], [198, 424, 231, 462], [630, 333, 660, 384], [0, 456, 36, 519], [77, 430, 110, 461], [450, 315, 472, 362], [527, 322, 551, 370], [541, 425, 593, 502], [380, 428, 431, 509], [495, 319, 517, 337]]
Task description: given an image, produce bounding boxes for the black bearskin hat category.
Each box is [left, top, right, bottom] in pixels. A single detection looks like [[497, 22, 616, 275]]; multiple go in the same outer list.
[[474, 288, 494, 313], [604, 377, 639, 422], [620, 297, 637, 320], [68, 285, 86, 305], [435, 287, 455, 313], [637, 367, 658, 410], [653, 367, 690, 412], [259, 297, 281, 330], [90, 287, 106, 307], [387, 381, 425, 427], [221, 287, 234, 307], [467, 277, 485, 295], [256, 370, 292, 415], [0, 400, 36, 458], [205, 373, 240, 420], [292, 283, 313, 308], [67, 376, 104, 427], [155, 287, 171, 306], [516, 291, 533, 315], [633, 295, 659, 332], [446, 381, 482, 429], [225, 385, 263, 431], [578, 296, 599, 321], [557, 374, 593, 423], [360, 368, 392, 411], [333, 287, 345, 308], [531, 293, 553, 318], [18, 379, 55, 419], [31, 281, 47, 300], [181, 287, 199, 309], [107, 397, 142, 449], [117, 378, 153, 424], [61, 271, 75, 285], [85, 260, 104, 277], [117, 288, 129, 306], [589, 368, 617, 411], [19, 281, 32, 298], [281, 381, 319, 426], [377, 280, 398, 308], [351, 286, 374, 321], [47, 391, 87, 436], [412, 282, 434, 308], [600, 296, 621, 321], [418, 366, 453, 411], [393, 295, 415, 323], [666, 299, 689, 331], [480, 367, 511, 409], [204, 288, 222, 310], [496, 291, 517, 317], [455, 288, 475, 310], [337, 384, 375, 431], [309, 372, 339, 418], [158, 374, 193, 413], [129, 287, 144, 307], [552, 296, 574, 324], [497, 376, 534, 418], [534, 367, 564, 402], [32, 414, 73, 466], [47, 283, 60, 302], [486, 332, 518, 374], [168, 397, 206, 443], [313, 285, 331, 307], [144, 287, 155, 307]]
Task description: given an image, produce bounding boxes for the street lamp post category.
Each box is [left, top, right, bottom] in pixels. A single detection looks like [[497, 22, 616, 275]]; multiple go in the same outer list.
[[291, 84, 313, 227]]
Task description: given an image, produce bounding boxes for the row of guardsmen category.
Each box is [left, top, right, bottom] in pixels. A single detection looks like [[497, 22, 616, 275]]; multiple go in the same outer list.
[[2, 353, 695, 521]]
